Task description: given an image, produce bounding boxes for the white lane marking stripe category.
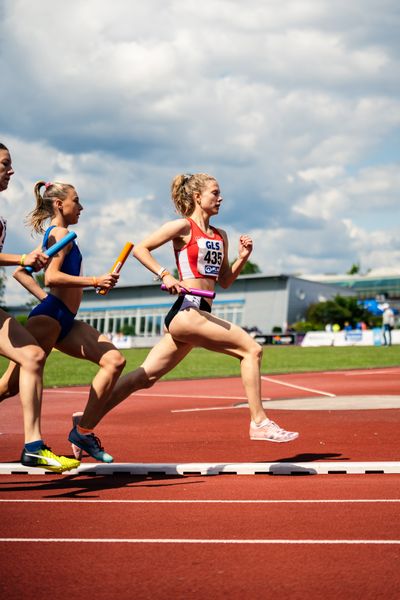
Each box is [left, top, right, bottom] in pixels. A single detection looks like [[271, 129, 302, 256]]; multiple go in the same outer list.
[[42, 368, 400, 397], [1, 538, 399, 545], [45, 390, 249, 400], [171, 406, 240, 413], [0, 499, 399, 504], [344, 370, 400, 376], [261, 376, 336, 397], [130, 393, 248, 400]]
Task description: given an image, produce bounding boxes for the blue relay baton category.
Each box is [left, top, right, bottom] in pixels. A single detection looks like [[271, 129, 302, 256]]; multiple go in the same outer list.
[[24, 231, 77, 273]]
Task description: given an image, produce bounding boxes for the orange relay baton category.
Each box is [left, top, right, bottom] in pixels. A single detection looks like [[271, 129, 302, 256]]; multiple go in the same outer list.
[[96, 242, 134, 296]]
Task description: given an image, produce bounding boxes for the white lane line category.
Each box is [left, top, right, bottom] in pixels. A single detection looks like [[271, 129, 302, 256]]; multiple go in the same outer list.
[[45, 390, 248, 401], [0, 499, 399, 504], [44, 388, 258, 413], [261, 376, 336, 397], [344, 370, 400, 376], [171, 406, 242, 413], [130, 393, 248, 400], [1, 538, 399, 545], [44, 390, 86, 394], [171, 402, 270, 413]]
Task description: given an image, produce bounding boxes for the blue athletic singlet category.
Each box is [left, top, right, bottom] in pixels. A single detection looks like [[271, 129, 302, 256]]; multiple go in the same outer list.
[[28, 225, 81, 341], [43, 225, 82, 275]]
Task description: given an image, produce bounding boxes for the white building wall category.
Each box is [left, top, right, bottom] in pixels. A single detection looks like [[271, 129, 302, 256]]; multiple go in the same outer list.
[[78, 275, 353, 337], [215, 276, 289, 332]]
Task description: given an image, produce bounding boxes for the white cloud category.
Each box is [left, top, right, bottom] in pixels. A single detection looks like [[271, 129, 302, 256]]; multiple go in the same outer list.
[[1, 0, 399, 304], [295, 163, 400, 220]]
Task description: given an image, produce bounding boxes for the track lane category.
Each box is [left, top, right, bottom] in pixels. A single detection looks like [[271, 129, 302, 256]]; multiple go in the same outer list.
[[1, 542, 399, 599], [1, 500, 399, 540], [1, 368, 400, 599]]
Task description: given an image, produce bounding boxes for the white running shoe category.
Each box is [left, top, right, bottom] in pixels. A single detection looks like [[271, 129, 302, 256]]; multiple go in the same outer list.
[[250, 419, 299, 443]]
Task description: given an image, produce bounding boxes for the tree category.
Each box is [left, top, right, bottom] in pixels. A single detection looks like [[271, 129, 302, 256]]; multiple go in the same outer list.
[[347, 262, 361, 275], [228, 259, 260, 275], [238, 260, 261, 275], [121, 324, 136, 336], [306, 295, 379, 329]]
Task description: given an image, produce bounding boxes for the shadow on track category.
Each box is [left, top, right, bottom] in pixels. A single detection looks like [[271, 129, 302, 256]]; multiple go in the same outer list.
[[0, 473, 202, 498], [274, 452, 346, 462]]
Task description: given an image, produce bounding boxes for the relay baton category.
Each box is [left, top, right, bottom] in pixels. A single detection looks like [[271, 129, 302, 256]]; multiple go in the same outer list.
[[24, 231, 77, 273], [96, 241, 134, 295], [161, 283, 215, 299]]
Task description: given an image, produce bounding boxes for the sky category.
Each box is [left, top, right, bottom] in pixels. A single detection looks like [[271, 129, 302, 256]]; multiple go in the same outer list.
[[0, 0, 399, 305]]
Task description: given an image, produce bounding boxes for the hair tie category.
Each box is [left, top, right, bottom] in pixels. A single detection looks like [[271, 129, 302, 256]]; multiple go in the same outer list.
[[44, 181, 52, 189]]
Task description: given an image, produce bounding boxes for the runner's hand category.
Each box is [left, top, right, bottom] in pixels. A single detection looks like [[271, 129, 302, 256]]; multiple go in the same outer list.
[[161, 273, 183, 294], [238, 234, 253, 259], [96, 272, 120, 289], [24, 250, 49, 272]]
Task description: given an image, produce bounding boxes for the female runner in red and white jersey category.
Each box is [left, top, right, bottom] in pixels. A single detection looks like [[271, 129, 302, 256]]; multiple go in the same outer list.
[[77, 172, 298, 445]]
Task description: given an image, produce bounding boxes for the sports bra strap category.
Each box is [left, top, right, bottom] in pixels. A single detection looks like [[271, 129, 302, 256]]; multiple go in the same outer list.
[[42, 225, 57, 250]]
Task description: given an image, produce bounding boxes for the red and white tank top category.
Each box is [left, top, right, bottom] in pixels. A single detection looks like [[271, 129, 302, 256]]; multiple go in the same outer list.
[[0, 217, 7, 252], [175, 218, 224, 280]]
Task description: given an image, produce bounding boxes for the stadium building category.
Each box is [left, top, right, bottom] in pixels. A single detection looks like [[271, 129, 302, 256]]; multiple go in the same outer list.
[[78, 274, 354, 343], [301, 269, 400, 314]]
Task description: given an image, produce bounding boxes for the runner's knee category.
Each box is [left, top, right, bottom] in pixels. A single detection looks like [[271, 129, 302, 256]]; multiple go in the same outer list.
[[247, 340, 263, 363], [101, 350, 126, 375], [19, 345, 46, 373]]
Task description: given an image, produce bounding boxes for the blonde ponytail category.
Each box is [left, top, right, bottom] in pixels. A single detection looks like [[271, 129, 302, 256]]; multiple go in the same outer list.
[[170, 173, 216, 217], [27, 180, 74, 233]]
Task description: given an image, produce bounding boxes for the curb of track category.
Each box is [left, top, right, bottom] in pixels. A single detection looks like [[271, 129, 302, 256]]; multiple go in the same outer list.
[[1, 461, 400, 475]]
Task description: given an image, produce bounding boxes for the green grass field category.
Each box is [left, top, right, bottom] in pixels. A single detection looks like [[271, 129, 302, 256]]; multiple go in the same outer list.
[[0, 344, 399, 388]]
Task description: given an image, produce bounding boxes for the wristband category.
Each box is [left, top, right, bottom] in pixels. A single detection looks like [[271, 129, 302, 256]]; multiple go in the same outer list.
[[92, 277, 98, 288], [20, 254, 26, 266], [154, 266, 169, 281]]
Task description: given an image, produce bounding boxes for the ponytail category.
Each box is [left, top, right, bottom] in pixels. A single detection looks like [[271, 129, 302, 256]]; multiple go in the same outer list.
[[170, 173, 216, 217], [27, 180, 74, 234]]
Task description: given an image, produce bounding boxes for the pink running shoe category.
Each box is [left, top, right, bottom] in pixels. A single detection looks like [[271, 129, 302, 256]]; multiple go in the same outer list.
[[250, 419, 299, 443], [71, 412, 84, 459]]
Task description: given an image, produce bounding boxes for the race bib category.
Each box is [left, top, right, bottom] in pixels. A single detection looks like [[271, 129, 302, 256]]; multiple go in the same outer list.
[[197, 238, 223, 277]]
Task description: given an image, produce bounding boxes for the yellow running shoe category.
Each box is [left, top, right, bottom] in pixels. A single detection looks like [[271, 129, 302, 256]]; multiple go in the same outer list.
[[20, 444, 80, 473]]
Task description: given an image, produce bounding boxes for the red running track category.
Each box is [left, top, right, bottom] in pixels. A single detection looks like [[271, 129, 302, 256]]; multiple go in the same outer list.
[[0, 367, 400, 598]]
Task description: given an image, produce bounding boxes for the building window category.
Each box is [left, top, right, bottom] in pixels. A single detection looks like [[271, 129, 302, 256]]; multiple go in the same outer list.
[[77, 302, 244, 338]]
